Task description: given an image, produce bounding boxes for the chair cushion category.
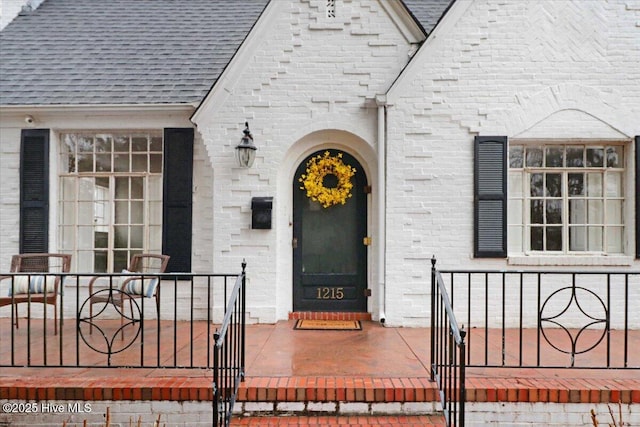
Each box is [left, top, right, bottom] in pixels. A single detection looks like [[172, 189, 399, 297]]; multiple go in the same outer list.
[[121, 270, 159, 298], [8, 275, 57, 295]]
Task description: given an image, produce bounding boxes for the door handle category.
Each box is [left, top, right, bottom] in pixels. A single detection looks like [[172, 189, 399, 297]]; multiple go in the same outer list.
[[292, 237, 298, 249]]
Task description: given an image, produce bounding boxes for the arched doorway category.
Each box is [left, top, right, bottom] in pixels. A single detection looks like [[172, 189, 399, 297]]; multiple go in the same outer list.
[[292, 149, 368, 312]]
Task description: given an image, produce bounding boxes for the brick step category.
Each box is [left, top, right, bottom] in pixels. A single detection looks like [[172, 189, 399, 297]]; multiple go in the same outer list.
[[230, 415, 446, 426], [237, 376, 640, 414]]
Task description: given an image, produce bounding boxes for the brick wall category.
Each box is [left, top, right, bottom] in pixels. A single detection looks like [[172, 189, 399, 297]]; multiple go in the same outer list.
[[384, 0, 640, 326], [193, 0, 420, 322]]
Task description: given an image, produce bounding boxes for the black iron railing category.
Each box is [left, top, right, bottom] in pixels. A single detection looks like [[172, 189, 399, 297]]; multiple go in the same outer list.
[[436, 263, 639, 369], [431, 257, 466, 427], [0, 269, 245, 369], [213, 261, 246, 427]]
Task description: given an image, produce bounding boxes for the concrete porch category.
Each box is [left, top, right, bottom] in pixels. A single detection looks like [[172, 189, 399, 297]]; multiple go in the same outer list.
[[1, 319, 639, 426]]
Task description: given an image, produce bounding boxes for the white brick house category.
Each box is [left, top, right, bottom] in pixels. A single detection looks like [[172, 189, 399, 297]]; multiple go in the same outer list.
[[0, 0, 638, 327]]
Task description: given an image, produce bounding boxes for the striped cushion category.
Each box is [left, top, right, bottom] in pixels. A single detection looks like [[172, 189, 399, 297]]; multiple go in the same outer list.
[[8, 275, 57, 295], [121, 270, 159, 298]]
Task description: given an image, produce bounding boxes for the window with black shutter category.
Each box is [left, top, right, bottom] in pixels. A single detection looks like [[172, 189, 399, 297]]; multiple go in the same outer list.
[[162, 128, 194, 273], [474, 136, 507, 258], [20, 129, 50, 254]]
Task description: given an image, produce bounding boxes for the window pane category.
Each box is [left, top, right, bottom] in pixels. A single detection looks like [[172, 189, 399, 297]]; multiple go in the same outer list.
[[113, 153, 129, 172], [115, 178, 129, 199], [77, 154, 93, 172], [586, 173, 602, 197], [531, 200, 544, 224], [60, 226, 75, 250], [150, 154, 162, 173], [95, 135, 112, 153], [131, 177, 143, 199], [530, 227, 543, 250], [78, 226, 93, 249], [61, 201, 75, 225], [569, 200, 586, 224], [148, 176, 162, 201], [114, 251, 128, 272], [526, 147, 543, 167], [96, 154, 111, 172], [61, 177, 76, 200], [94, 231, 108, 249], [586, 148, 604, 167], [569, 226, 586, 251], [77, 201, 94, 225], [132, 136, 148, 152], [78, 136, 93, 152], [149, 201, 162, 225], [130, 226, 143, 249], [568, 173, 584, 196], [131, 154, 147, 172], [509, 146, 523, 168], [566, 146, 584, 167], [114, 135, 129, 152], [545, 173, 562, 197], [546, 200, 562, 224], [150, 136, 163, 152], [94, 251, 108, 273], [545, 147, 563, 167], [606, 146, 623, 168], [606, 227, 623, 253], [587, 227, 603, 251], [149, 225, 162, 251], [115, 201, 128, 224], [130, 201, 144, 223], [530, 173, 543, 197], [114, 226, 128, 248], [588, 200, 603, 223], [546, 227, 562, 251], [606, 173, 622, 197], [606, 200, 623, 224]]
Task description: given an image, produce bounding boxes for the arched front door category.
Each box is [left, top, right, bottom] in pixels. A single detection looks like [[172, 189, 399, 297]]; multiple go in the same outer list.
[[293, 149, 368, 312]]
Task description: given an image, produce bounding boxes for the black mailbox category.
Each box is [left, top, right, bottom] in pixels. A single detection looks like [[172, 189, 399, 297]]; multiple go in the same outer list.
[[251, 197, 273, 229]]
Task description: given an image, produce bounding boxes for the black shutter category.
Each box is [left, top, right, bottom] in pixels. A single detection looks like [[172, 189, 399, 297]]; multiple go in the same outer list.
[[636, 136, 639, 259], [20, 129, 50, 254], [162, 128, 194, 272], [474, 136, 507, 258]]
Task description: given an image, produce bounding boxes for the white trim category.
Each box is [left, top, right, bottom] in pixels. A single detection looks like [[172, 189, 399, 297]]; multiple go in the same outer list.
[[0, 104, 197, 113], [378, 0, 426, 44], [507, 255, 634, 267]]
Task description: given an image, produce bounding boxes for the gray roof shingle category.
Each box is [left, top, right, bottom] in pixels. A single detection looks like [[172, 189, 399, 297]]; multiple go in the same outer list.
[[0, 0, 452, 106], [0, 0, 269, 106]]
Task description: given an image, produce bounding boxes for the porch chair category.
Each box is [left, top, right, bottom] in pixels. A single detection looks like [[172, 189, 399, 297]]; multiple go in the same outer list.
[[0, 253, 72, 335], [88, 254, 170, 334]]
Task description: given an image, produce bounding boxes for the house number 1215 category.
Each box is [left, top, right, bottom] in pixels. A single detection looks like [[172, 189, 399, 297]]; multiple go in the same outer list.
[[316, 287, 344, 300]]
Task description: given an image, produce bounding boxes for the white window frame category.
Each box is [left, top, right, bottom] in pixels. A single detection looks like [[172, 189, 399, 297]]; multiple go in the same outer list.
[[507, 140, 633, 265], [57, 131, 163, 272]]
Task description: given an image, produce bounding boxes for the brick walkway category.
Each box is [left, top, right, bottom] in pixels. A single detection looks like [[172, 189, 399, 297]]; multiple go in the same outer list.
[[230, 415, 446, 426]]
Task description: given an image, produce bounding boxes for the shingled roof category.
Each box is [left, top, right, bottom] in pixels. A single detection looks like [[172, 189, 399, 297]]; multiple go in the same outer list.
[[0, 0, 452, 107]]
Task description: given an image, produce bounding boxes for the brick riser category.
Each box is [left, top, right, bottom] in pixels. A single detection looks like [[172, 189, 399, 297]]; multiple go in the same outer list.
[[288, 312, 372, 321], [2, 376, 638, 405]]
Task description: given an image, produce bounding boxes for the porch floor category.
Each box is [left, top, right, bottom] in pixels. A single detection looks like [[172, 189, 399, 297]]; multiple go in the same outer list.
[[1, 319, 639, 423]]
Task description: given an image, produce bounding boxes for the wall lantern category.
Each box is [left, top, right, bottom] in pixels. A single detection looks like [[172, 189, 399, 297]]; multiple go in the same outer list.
[[235, 122, 257, 168]]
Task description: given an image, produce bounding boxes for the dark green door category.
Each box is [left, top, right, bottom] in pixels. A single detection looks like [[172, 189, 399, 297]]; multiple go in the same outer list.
[[293, 150, 367, 312]]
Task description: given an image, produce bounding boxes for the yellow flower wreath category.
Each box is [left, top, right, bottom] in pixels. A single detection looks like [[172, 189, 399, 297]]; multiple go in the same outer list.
[[299, 151, 356, 208]]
